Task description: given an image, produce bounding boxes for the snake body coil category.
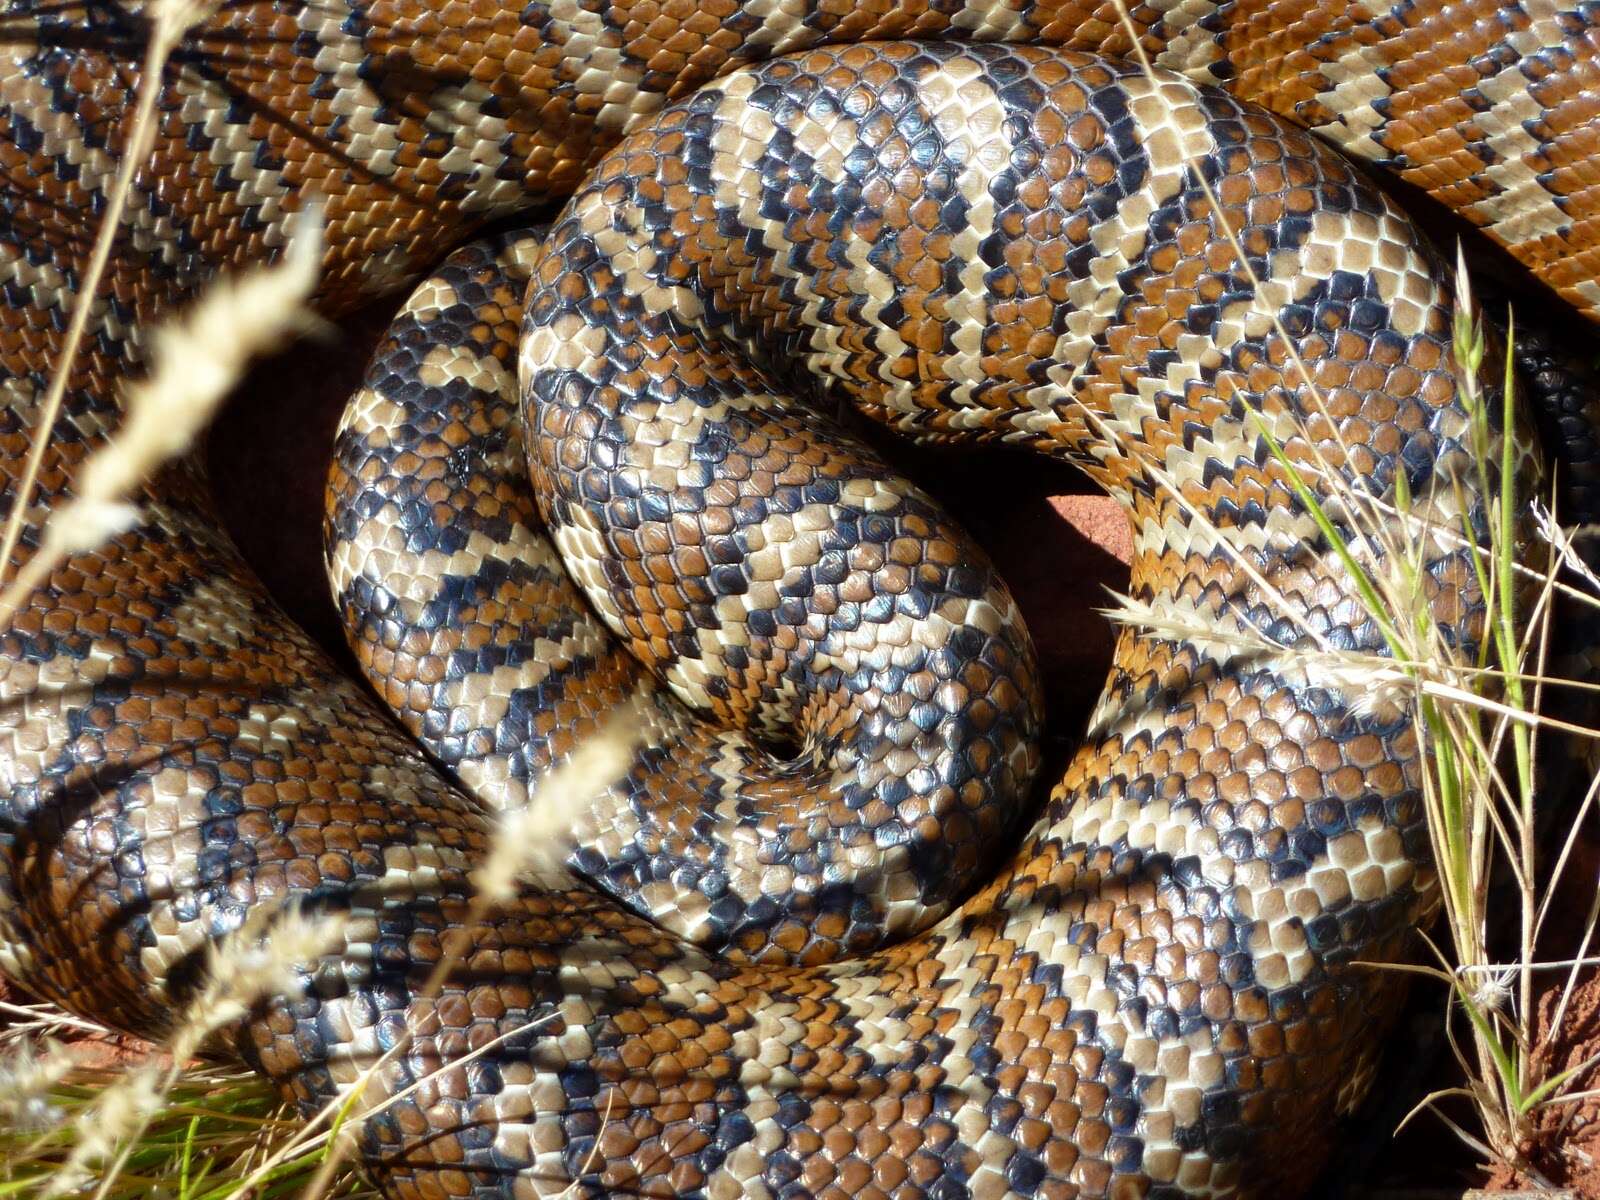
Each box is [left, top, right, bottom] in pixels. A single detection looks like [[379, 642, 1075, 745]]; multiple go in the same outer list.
[[0, 5, 1582, 1198]]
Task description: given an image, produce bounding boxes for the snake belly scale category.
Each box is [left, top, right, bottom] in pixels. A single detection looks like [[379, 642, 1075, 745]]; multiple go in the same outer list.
[[0, 4, 1572, 1199]]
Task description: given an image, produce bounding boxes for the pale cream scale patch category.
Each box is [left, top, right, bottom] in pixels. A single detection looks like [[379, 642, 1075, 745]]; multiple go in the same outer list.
[[740, 0, 820, 58], [1305, 39, 1398, 163], [1128, 492, 1322, 562], [1150, 0, 1228, 78], [1020, 74, 1215, 437], [950, 0, 1033, 40], [332, 386, 415, 455], [165, 576, 254, 652], [0, 653, 99, 792], [131, 769, 215, 975], [708, 79, 873, 387], [302, 2, 400, 180], [550, 0, 654, 137], [417, 341, 515, 395], [922, 57, 1007, 412], [550, 502, 628, 632], [1460, 0, 1579, 246], [519, 309, 610, 387], [334, 515, 559, 609]]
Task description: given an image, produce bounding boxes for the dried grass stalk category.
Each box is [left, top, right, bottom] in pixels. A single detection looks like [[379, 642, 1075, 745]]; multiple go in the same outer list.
[[0, 210, 323, 629], [0, 0, 227, 585]]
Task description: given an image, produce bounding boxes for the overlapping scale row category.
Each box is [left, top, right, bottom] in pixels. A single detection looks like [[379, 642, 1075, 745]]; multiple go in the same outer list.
[[0, 6, 1564, 1200], [329, 230, 1045, 964], [426, 42, 1481, 1199]]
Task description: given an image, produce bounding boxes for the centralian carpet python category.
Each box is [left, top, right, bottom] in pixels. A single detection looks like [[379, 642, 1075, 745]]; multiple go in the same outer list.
[[2, 3, 1599, 1197]]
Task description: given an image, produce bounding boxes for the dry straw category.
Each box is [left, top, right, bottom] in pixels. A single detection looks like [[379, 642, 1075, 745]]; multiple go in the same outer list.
[[0, 0, 226, 597], [0, 208, 323, 630], [0, 1035, 73, 1131]]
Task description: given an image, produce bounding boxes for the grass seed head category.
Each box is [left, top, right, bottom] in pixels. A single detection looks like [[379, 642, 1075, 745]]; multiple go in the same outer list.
[[44, 1062, 166, 1197], [171, 902, 348, 1063], [0, 1036, 73, 1131], [474, 706, 642, 905]]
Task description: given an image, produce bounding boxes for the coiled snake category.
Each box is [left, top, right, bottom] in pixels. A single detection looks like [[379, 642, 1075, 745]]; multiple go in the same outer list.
[[0, 4, 1596, 1197]]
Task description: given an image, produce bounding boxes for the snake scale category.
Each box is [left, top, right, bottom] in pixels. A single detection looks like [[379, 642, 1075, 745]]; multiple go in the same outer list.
[[2, 2, 1598, 1197]]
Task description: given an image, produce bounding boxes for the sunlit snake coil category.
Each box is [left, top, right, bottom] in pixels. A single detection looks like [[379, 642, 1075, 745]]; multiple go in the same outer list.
[[0, 7, 1578, 1200]]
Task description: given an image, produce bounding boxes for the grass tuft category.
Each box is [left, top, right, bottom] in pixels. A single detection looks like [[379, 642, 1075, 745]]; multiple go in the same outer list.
[[0, 1003, 375, 1200]]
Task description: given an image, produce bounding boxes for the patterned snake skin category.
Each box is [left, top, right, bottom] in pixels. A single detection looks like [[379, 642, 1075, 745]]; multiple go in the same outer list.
[[0, 4, 1595, 1198]]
